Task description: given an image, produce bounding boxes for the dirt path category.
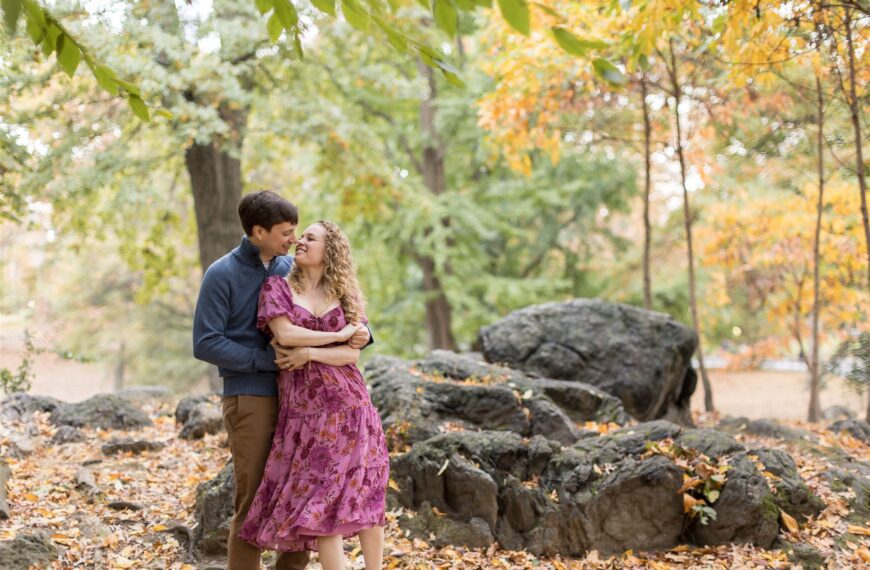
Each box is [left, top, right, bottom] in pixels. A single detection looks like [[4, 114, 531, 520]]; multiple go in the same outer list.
[[691, 369, 865, 420]]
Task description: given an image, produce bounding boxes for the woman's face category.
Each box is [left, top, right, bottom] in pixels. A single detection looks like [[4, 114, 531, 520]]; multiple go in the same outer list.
[[294, 224, 327, 267]]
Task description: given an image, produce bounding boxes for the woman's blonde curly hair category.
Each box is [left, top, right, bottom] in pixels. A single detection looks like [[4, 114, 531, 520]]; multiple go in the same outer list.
[[287, 220, 366, 324]]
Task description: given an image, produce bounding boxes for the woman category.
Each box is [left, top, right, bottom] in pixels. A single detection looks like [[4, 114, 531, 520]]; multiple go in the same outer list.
[[238, 221, 389, 570]]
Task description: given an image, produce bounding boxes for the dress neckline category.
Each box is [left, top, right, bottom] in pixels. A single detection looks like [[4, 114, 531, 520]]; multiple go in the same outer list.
[[295, 303, 342, 319]]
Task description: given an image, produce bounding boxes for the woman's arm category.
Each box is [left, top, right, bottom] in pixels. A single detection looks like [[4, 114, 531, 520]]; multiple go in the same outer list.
[[309, 345, 360, 366], [269, 316, 359, 347]]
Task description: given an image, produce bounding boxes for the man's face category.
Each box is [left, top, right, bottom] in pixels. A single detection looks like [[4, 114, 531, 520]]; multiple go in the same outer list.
[[252, 222, 297, 258]]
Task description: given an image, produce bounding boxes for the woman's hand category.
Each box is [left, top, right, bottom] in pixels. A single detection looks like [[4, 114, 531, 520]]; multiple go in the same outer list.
[[276, 346, 309, 371], [335, 323, 363, 342]]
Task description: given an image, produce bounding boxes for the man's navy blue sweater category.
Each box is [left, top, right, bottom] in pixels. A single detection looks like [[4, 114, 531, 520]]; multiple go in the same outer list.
[[193, 236, 293, 397]]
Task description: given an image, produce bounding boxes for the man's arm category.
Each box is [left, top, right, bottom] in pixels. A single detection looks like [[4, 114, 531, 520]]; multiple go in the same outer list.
[[348, 323, 374, 350], [192, 267, 277, 373]]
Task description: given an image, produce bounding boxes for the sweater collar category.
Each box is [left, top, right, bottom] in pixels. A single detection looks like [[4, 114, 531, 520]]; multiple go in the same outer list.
[[237, 236, 269, 268]]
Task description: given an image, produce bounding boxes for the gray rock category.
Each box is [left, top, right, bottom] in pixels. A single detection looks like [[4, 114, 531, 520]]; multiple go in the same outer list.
[[50, 394, 152, 430], [581, 455, 684, 554], [687, 452, 779, 548], [366, 352, 627, 449], [753, 448, 825, 521], [101, 437, 167, 455], [391, 421, 821, 556], [0, 532, 57, 569], [51, 425, 86, 444], [115, 385, 173, 403], [175, 395, 212, 425], [398, 503, 494, 549], [0, 394, 62, 422], [179, 402, 224, 440], [822, 405, 854, 422], [478, 299, 698, 424], [75, 467, 98, 494], [718, 417, 811, 441], [193, 462, 235, 555], [6, 434, 41, 458], [830, 419, 870, 444], [0, 460, 9, 520], [787, 542, 826, 569]]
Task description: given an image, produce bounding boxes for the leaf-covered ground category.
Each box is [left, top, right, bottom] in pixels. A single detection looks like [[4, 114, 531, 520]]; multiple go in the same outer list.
[[1, 403, 869, 569]]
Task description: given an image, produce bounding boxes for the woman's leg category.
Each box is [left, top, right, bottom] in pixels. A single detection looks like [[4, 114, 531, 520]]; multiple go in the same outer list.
[[358, 526, 384, 570], [317, 535, 346, 570]]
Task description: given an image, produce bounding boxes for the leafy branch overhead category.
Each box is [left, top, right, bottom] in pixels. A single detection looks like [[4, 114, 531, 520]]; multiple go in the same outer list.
[[0, 0, 171, 121], [0, 0, 626, 121]]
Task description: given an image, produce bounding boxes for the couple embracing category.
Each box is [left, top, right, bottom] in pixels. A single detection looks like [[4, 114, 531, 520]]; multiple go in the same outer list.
[[193, 190, 388, 570]]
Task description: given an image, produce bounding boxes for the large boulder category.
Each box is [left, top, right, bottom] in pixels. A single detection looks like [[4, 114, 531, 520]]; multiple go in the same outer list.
[[477, 299, 698, 424], [193, 462, 235, 555], [366, 352, 627, 448], [0, 532, 58, 569], [179, 402, 224, 440], [50, 394, 152, 430], [0, 394, 62, 422], [390, 421, 823, 556]]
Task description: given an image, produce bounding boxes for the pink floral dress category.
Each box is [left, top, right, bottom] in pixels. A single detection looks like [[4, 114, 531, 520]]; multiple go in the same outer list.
[[238, 275, 389, 552]]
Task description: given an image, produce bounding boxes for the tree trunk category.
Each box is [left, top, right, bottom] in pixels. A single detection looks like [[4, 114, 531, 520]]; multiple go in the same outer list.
[[185, 106, 248, 273], [668, 40, 714, 412], [417, 60, 457, 351], [844, 10, 870, 293], [808, 75, 825, 423], [114, 341, 125, 391], [641, 74, 653, 311]]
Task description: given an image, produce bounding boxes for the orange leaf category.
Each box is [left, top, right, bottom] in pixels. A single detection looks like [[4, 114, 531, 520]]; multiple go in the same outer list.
[[780, 510, 799, 534], [847, 525, 870, 537], [683, 494, 704, 513]]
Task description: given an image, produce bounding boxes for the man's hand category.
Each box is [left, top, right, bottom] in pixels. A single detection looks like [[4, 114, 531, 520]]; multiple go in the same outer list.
[[347, 325, 370, 349], [274, 345, 309, 371]]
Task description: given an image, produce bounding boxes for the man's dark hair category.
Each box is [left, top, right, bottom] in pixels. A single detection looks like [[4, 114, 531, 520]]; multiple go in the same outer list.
[[238, 190, 298, 235]]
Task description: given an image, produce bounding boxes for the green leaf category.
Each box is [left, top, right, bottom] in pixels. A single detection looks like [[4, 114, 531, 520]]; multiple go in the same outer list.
[[293, 30, 304, 59], [255, 0, 273, 14], [453, 0, 474, 9], [2, 0, 21, 34], [497, 0, 529, 35], [56, 34, 81, 77], [42, 22, 61, 56], [267, 12, 283, 42], [552, 27, 606, 56], [115, 78, 142, 97], [436, 59, 464, 87], [273, 0, 299, 29], [25, 15, 44, 43], [311, 0, 337, 16], [592, 57, 626, 85], [433, 0, 457, 39], [374, 16, 407, 53], [92, 64, 119, 95], [154, 108, 174, 120], [342, 0, 369, 31], [128, 95, 150, 122]]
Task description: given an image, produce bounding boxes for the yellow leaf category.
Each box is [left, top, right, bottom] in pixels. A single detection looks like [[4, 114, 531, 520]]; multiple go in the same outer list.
[[150, 524, 168, 532], [780, 510, 799, 534], [22, 493, 39, 501], [856, 547, 870, 562], [847, 525, 870, 537]]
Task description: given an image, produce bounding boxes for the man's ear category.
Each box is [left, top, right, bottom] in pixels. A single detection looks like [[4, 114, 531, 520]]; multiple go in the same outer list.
[[251, 225, 264, 239]]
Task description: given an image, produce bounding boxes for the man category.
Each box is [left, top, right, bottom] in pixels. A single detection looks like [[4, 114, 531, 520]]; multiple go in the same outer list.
[[193, 190, 371, 570]]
